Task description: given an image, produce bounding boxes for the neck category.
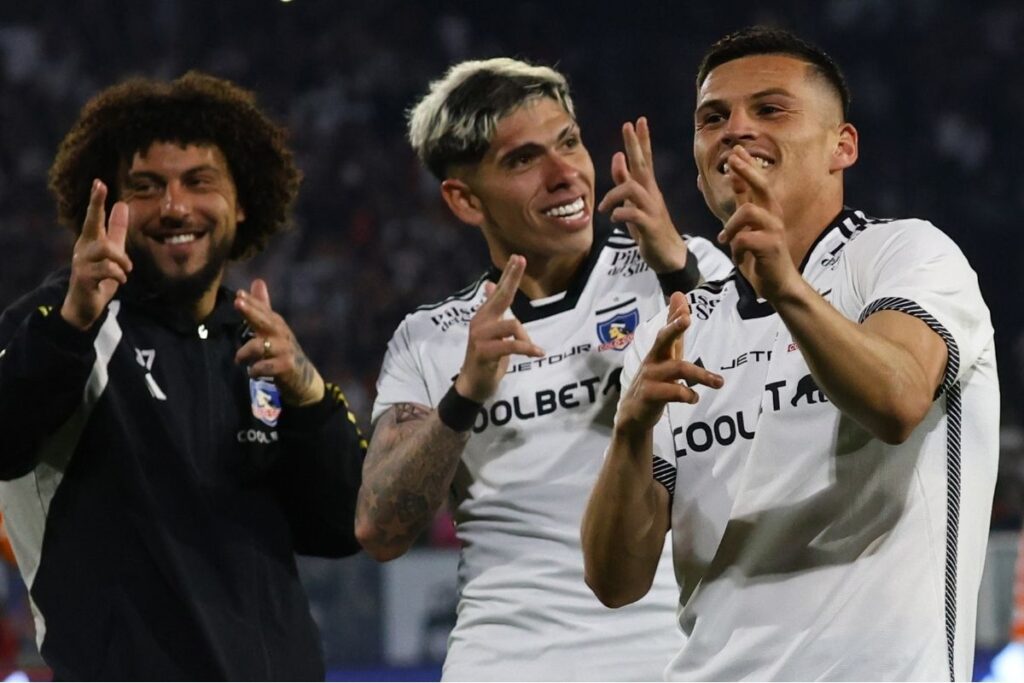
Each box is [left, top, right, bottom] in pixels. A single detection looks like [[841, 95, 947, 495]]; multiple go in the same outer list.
[[190, 281, 222, 322], [494, 249, 587, 301]]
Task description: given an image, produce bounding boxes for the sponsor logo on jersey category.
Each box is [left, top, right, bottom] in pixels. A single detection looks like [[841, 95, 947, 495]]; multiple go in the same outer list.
[[596, 308, 639, 351], [689, 291, 722, 321], [250, 377, 282, 427], [430, 302, 483, 333], [237, 428, 279, 444], [506, 344, 592, 375], [472, 369, 622, 433], [606, 249, 651, 278], [673, 374, 831, 457]]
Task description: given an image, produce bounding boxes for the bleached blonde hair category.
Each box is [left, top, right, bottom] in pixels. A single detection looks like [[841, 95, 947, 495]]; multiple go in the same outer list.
[[407, 57, 576, 180]]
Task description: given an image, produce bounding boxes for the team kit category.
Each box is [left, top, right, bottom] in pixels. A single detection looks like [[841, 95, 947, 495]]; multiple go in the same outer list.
[[0, 26, 999, 683]]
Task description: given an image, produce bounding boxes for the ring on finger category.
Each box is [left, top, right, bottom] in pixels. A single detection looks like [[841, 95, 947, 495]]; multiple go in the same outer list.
[[262, 338, 272, 358]]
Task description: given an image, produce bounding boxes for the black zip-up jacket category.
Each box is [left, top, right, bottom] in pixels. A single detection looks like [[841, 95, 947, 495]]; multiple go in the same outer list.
[[0, 269, 366, 680]]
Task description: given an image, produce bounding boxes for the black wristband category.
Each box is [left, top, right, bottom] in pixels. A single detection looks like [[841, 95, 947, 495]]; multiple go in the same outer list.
[[656, 251, 702, 296], [437, 384, 483, 433]]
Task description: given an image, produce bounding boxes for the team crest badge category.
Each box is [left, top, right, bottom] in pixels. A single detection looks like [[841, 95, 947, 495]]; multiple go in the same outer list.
[[597, 308, 640, 351], [250, 378, 282, 427]]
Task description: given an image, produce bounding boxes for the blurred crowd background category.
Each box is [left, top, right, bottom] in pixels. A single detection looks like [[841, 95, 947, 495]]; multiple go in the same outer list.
[[0, 0, 1022, 678]]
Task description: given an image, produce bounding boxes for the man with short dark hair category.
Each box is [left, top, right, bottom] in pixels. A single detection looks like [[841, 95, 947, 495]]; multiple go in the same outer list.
[[0, 72, 366, 679], [582, 27, 998, 681]]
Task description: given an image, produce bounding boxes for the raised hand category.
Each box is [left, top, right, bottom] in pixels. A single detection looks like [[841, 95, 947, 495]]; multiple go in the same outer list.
[[597, 117, 687, 273], [61, 179, 133, 330], [453, 255, 544, 403], [234, 278, 325, 406], [615, 292, 723, 435], [717, 145, 800, 302]]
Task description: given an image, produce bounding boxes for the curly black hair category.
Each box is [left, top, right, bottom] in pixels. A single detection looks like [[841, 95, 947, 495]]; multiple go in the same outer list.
[[48, 71, 301, 259]]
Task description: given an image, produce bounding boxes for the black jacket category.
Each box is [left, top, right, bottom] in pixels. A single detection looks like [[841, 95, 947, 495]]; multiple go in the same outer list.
[[0, 269, 366, 680]]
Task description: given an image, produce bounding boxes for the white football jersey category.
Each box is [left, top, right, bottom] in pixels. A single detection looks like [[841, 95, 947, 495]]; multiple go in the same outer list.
[[625, 209, 999, 681], [374, 228, 733, 681]]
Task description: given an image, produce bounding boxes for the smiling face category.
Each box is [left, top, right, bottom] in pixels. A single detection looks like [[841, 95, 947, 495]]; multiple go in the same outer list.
[[120, 142, 244, 308], [693, 54, 856, 227], [443, 97, 596, 272]]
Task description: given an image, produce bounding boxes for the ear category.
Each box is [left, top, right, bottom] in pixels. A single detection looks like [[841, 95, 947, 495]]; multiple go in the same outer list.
[[696, 171, 706, 196], [830, 122, 859, 172], [440, 178, 485, 227], [235, 203, 246, 223]]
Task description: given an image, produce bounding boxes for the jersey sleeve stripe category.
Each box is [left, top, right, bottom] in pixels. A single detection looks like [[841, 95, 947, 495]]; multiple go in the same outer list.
[[652, 455, 676, 499], [857, 297, 960, 398], [859, 295, 963, 681]]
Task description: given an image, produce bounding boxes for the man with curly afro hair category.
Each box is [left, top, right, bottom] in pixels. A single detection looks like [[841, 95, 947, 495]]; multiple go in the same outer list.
[[0, 71, 366, 679]]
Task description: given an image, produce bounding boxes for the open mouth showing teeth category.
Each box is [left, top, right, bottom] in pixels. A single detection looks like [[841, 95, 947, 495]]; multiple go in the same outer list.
[[543, 197, 585, 220], [720, 156, 774, 174], [158, 233, 201, 245]]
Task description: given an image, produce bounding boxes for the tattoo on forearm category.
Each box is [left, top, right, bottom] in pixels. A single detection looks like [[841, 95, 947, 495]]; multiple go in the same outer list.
[[358, 405, 468, 551], [291, 334, 315, 389], [395, 402, 431, 424]]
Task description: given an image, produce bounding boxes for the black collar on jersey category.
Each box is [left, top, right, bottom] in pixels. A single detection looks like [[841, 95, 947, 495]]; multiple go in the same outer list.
[[118, 281, 242, 337], [796, 206, 860, 273], [735, 206, 860, 320], [483, 223, 613, 324]]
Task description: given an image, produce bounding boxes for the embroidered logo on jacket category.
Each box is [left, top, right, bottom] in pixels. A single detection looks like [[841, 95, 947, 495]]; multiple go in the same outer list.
[[596, 308, 640, 351], [250, 378, 282, 427]]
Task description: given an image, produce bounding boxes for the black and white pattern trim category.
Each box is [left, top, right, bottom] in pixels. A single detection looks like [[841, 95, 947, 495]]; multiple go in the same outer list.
[[859, 296, 961, 681], [858, 297, 960, 397], [652, 455, 676, 498]]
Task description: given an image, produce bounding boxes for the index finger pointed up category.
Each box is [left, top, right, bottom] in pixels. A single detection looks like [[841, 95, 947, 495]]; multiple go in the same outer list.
[[728, 146, 771, 205], [484, 254, 525, 314], [81, 179, 108, 240], [651, 304, 689, 362]]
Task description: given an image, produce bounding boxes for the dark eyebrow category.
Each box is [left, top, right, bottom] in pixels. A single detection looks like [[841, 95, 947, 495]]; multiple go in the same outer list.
[[127, 164, 222, 180], [556, 123, 579, 143], [497, 142, 544, 167], [696, 88, 797, 116], [497, 123, 579, 167]]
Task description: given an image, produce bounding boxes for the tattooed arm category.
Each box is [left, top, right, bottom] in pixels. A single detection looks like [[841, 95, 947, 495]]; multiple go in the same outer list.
[[356, 256, 544, 561], [354, 402, 469, 561]]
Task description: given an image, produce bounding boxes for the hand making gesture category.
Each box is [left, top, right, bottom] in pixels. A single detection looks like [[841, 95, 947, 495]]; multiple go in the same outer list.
[[61, 179, 133, 331], [615, 292, 723, 435], [598, 117, 688, 273], [234, 279, 325, 407], [453, 255, 544, 403], [717, 145, 801, 302]]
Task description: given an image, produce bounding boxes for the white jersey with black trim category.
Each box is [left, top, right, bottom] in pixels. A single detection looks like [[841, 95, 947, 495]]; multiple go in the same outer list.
[[374, 228, 732, 681], [625, 209, 999, 681]]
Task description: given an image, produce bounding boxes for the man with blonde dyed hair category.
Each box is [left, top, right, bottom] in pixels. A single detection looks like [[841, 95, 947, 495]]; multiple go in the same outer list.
[[356, 57, 731, 680]]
